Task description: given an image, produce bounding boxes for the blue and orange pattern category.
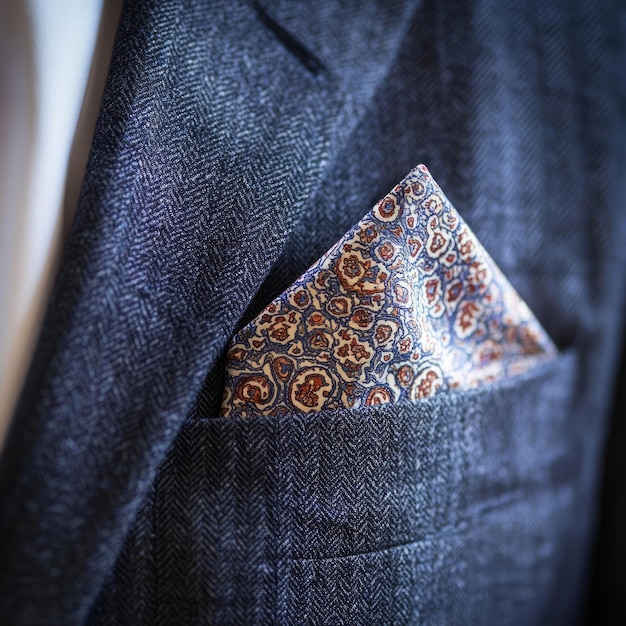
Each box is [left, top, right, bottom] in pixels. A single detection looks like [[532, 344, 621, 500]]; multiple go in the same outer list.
[[221, 165, 556, 417]]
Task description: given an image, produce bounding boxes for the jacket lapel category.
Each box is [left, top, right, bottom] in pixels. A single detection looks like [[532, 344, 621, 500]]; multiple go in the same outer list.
[[0, 0, 419, 622]]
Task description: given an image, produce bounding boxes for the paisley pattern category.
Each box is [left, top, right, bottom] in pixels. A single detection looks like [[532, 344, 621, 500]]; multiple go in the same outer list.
[[220, 165, 556, 418]]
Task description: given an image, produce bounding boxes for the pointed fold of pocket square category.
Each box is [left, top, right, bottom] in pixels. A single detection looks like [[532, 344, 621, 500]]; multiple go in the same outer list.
[[220, 164, 557, 418]]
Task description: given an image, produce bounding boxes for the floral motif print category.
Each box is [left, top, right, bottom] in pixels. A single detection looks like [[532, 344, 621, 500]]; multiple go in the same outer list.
[[220, 165, 556, 418]]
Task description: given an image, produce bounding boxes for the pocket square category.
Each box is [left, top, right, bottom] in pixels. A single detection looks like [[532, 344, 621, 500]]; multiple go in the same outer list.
[[220, 165, 556, 418]]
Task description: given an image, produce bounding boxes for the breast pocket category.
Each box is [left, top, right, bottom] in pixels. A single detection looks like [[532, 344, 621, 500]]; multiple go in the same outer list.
[[92, 166, 577, 625], [130, 347, 577, 625]]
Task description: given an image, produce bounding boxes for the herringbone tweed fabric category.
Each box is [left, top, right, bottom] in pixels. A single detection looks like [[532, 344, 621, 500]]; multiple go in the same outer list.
[[0, 0, 624, 624]]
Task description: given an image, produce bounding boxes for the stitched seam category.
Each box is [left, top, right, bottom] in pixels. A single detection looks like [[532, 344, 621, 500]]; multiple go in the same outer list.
[[251, 0, 327, 75], [287, 486, 529, 562]]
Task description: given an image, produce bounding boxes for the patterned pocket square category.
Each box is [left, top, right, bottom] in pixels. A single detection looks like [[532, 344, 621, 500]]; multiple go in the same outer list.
[[221, 165, 556, 418]]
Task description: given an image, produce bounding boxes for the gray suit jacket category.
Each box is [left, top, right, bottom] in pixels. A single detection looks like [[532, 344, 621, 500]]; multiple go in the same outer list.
[[1, 1, 625, 623]]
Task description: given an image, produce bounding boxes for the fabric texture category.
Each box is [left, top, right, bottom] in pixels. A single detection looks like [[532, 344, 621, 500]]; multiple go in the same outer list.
[[0, 0, 624, 624], [94, 351, 579, 625], [221, 164, 555, 417]]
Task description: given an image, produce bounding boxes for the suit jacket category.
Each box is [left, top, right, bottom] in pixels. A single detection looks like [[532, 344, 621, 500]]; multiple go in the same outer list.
[[1, 0, 625, 624]]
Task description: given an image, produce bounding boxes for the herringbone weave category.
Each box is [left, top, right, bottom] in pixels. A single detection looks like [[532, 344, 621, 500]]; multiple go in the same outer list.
[[0, 0, 624, 624]]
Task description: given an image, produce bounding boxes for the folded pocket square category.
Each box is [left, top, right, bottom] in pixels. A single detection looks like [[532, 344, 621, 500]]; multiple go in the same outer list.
[[220, 165, 556, 418]]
